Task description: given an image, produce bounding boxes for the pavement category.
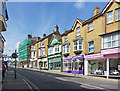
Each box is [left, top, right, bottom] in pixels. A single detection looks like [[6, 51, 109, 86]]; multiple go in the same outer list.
[[2, 69, 31, 90], [22, 67, 119, 82]]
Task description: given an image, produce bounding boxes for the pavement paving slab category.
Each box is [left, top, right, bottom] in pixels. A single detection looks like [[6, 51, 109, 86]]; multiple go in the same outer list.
[[2, 70, 30, 90]]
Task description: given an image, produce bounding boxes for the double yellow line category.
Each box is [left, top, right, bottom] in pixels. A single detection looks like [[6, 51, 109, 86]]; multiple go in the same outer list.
[[17, 73, 40, 91]]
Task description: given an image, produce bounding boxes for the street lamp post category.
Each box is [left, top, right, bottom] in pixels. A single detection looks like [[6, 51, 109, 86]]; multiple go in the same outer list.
[[11, 50, 18, 79]]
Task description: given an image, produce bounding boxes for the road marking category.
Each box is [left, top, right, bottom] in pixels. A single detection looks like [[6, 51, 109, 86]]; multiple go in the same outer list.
[[48, 75, 53, 77], [17, 73, 40, 91], [41, 74, 44, 75], [55, 77, 110, 90]]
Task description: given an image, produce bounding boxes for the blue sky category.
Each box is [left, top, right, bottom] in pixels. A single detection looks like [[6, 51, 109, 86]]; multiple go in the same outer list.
[[3, 2, 107, 56]]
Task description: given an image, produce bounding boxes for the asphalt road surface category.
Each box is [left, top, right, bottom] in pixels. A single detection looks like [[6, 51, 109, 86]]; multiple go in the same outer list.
[[9, 67, 119, 91]]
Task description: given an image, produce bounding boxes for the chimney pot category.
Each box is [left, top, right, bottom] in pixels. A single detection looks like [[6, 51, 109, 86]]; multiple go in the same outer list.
[[28, 34, 32, 38], [55, 24, 59, 32], [94, 6, 99, 16], [43, 33, 46, 38]]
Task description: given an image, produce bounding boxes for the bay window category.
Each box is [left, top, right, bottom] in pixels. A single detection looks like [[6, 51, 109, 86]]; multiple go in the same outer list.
[[55, 45, 59, 53], [74, 40, 82, 51], [49, 47, 53, 55], [107, 11, 113, 23], [88, 41, 94, 53], [103, 32, 120, 49], [63, 44, 69, 53], [115, 8, 120, 21], [39, 48, 45, 56]]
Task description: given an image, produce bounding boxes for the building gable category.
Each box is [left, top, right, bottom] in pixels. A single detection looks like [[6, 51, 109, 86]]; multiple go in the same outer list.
[[48, 34, 59, 46]]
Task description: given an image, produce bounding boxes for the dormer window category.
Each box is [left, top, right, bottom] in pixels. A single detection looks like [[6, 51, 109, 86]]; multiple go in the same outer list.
[[65, 34, 68, 41], [76, 27, 80, 36], [107, 11, 113, 24], [88, 21, 93, 31], [115, 8, 120, 21]]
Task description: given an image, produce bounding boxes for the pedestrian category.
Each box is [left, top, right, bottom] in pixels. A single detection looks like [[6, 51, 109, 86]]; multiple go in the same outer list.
[[2, 63, 7, 78]]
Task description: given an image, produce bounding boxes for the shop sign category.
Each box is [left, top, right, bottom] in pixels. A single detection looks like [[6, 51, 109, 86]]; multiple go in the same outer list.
[[85, 53, 104, 60], [101, 48, 120, 55]]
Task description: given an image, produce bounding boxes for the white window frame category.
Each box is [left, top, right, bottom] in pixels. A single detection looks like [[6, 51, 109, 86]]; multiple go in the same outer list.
[[115, 8, 120, 21], [73, 40, 82, 51], [33, 45, 35, 50], [88, 21, 93, 32], [102, 32, 120, 49], [48, 47, 53, 55], [88, 41, 94, 53], [39, 48, 45, 56], [55, 45, 59, 53], [76, 27, 80, 36], [63, 44, 70, 54], [65, 34, 68, 41], [107, 11, 113, 24]]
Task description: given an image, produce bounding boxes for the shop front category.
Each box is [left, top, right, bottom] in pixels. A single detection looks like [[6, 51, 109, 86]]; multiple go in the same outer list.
[[63, 54, 84, 74], [38, 57, 48, 70], [101, 48, 120, 77], [30, 58, 37, 68], [48, 57, 62, 71], [85, 48, 120, 78]]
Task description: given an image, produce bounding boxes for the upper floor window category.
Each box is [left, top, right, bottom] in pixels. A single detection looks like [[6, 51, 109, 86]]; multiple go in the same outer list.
[[115, 8, 120, 21], [88, 41, 94, 53], [63, 44, 69, 53], [65, 34, 68, 41], [33, 45, 35, 50], [39, 48, 45, 56], [88, 21, 93, 31], [48, 47, 53, 55], [107, 11, 113, 24], [102, 32, 120, 49], [74, 40, 82, 51], [41, 40, 44, 45], [55, 45, 59, 53], [76, 27, 80, 36]]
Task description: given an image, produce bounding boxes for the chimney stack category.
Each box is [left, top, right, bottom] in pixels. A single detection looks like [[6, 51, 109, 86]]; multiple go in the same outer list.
[[28, 34, 32, 38], [43, 33, 46, 38], [94, 6, 99, 16], [55, 25, 59, 32]]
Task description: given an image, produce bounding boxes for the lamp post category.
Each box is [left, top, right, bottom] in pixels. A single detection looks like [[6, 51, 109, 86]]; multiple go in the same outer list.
[[11, 50, 18, 79]]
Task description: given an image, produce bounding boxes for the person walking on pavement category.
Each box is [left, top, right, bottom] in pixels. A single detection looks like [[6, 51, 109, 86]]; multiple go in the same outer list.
[[2, 63, 7, 78]]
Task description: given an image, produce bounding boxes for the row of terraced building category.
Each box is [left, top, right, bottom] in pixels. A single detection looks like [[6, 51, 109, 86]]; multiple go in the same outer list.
[[19, 0, 120, 78]]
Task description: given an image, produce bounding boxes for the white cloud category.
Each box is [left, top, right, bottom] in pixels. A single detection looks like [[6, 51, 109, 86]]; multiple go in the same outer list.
[[74, 0, 86, 9]]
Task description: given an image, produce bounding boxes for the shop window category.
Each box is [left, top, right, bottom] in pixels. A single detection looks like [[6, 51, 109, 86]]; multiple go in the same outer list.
[[74, 40, 82, 51], [76, 27, 80, 36], [65, 34, 68, 41], [107, 11, 113, 24], [88, 41, 94, 53], [103, 32, 120, 49], [88, 21, 93, 31], [115, 8, 120, 21]]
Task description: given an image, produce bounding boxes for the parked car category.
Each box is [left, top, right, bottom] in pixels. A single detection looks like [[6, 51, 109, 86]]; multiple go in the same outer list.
[[110, 70, 119, 75]]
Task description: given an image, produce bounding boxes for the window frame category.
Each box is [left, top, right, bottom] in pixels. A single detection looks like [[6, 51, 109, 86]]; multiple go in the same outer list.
[[41, 40, 44, 45], [115, 8, 120, 21], [73, 40, 82, 51], [76, 27, 80, 36], [107, 10, 113, 24], [63, 44, 70, 54], [65, 34, 68, 41], [88, 21, 93, 32], [88, 41, 94, 53]]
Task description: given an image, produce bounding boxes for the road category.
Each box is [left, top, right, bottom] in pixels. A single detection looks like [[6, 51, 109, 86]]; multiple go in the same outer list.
[[9, 67, 119, 91]]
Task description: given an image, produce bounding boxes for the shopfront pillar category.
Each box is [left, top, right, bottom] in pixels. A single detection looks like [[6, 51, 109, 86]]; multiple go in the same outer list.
[[84, 59, 88, 76], [106, 58, 109, 79]]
